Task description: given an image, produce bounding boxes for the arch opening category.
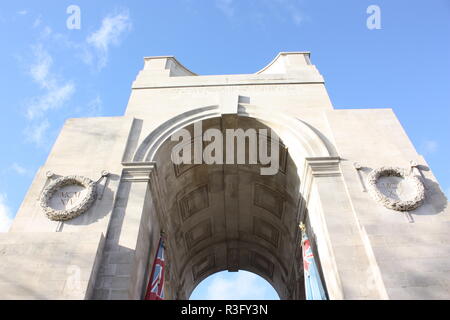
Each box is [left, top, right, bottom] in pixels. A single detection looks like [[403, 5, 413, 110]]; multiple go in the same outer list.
[[140, 114, 329, 300]]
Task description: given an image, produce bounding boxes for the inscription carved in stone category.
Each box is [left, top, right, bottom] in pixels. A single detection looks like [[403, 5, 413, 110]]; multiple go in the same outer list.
[[49, 185, 88, 211], [40, 175, 97, 221], [376, 176, 417, 201]]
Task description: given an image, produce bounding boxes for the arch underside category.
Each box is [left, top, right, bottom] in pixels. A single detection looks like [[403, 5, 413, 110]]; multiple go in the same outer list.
[[133, 104, 336, 163], [137, 112, 333, 300]]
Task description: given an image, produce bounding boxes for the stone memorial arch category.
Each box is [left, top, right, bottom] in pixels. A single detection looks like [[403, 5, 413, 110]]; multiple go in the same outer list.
[[1, 52, 449, 300]]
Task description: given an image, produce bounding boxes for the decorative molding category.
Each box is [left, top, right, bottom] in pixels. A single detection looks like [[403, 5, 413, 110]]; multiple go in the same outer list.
[[174, 163, 198, 177], [305, 157, 341, 177], [185, 219, 213, 249], [353, 162, 368, 192], [367, 166, 425, 212], [40, 175, 97, 221], [253, 216, 280, 248], [133, 104, 333, 165], [220, 93, 239, 115], [296, 196, 307, 227], [133, 78, 325, 90], [121, 163, 156, 182], [96, 171, 110, 200], [37, 171, 56, 200], [300, 157, 341, 208], [279, 144, 288, 174], [132, 106, 222, 162], [192, 253, 215, 281], [122, 161, 156, 167], [250, 251, 274, 280], [178, 185, 210, 221], [227, 248, 240, 272], [253, 183, 285, 219]]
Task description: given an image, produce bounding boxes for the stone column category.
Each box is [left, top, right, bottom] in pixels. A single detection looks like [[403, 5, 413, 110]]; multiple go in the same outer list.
[[301, 157, 388, 300], [93, 163, 161, 300]]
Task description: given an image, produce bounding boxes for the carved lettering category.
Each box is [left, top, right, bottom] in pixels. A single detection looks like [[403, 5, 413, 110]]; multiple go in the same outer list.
[[49, 185, 87, 211]]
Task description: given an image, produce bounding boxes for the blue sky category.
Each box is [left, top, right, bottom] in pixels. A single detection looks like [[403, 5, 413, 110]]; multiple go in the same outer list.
[[190, 271, 279, 300], [0, 0, 448, 299]]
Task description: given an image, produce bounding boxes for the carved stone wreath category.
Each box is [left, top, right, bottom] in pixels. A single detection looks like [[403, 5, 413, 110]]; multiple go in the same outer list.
[[40, 175, 97, 221], [367, 167, 425, 212]]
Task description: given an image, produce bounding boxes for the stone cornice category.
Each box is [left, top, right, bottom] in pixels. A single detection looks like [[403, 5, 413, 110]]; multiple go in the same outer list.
[[299, 157, 341, 214], [305, 157, 341, 178], [132, 76, 325, 90], [135, 52, 323, 89], [121, 162, 156, 182]]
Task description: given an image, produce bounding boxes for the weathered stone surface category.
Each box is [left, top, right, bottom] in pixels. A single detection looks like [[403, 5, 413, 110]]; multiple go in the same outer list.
[[0, 232, 104, 299]]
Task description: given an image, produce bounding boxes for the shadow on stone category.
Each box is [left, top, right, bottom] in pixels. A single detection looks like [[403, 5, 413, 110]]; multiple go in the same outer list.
[[65, 174, 120, 226], [408, 177, 448, 217]]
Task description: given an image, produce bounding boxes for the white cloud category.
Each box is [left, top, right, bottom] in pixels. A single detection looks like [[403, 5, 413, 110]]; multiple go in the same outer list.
[[290, 10, 304, 25], [26, 83, 75, 120], [17, 10, 28, 16], [214, 0, 306, 25], [40, 26, 53, 39], [87, 96, 103, 116], [33, 15, 42, 28], [19, 9, 127, 147], [29, 44, 53, 89], [0, 194, 13, 233], [25, 45, 75, 121], [28, 10, 131, 71], [11, 163, 27, 176], [205, 271, 275, 300], [421, 140, 439, 154], [276, 0, 305, 25], [86, 11, 132, 70], [25, 119, 50, 146], [215, 0, 235, 18], [445, 187, 450, 200]]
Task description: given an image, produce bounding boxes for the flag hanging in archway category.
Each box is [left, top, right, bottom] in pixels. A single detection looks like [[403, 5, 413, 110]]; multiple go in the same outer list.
[[144, 237, 165, 300], [300, 223, 327, 300]]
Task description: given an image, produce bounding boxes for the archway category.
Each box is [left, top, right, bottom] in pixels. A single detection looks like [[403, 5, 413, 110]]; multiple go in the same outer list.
[[138, 114, 331, 300]]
